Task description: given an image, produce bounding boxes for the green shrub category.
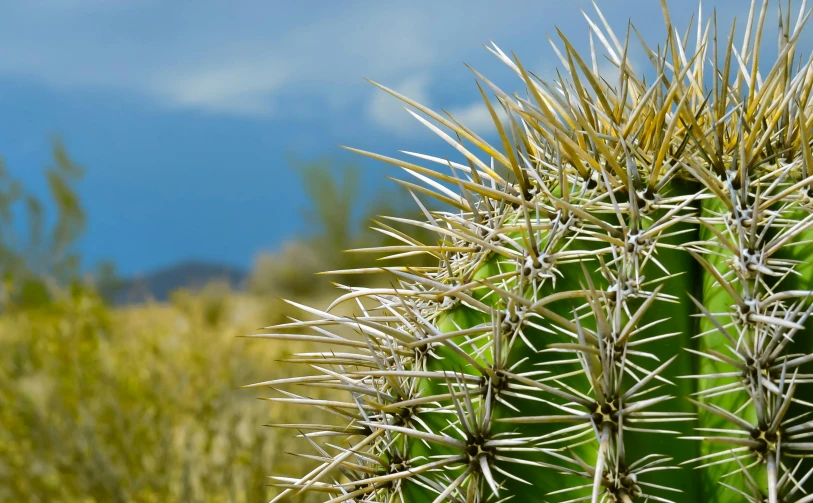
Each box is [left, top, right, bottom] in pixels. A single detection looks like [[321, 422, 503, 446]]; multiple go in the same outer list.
[[0, 287, 329, 503]]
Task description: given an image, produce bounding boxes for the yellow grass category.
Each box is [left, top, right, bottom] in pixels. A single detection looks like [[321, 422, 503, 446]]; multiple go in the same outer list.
[[0, 286, 339, 503]]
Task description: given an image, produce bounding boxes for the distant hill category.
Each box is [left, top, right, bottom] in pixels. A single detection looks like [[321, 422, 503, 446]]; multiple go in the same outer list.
[[107, 261, 248, 305]]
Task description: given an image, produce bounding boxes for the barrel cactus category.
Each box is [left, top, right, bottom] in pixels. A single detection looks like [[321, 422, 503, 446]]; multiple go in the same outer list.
[[249, 1, 813, 501]]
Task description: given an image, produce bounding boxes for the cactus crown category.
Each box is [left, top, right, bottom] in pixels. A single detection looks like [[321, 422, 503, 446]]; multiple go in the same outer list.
[[249, 1, 813, 502]]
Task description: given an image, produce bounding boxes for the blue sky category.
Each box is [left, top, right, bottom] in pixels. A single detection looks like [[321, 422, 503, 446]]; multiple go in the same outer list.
[[0, 0, 769, 274]]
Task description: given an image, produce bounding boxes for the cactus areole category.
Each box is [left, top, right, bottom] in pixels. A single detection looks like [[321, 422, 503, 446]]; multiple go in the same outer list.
[[249, 1, 813, 501]]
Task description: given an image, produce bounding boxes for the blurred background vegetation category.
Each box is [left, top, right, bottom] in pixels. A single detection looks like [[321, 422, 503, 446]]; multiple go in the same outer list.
[[0, 141, 434, 502]]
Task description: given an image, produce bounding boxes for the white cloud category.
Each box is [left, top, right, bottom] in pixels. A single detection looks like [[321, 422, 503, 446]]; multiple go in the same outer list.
[[447, 101, 510, 134], [0, 0, 757, 119], [366, 74, 432, 136], [366, 75, 514, 137], [0, 0, 586, 118], [148, 61, 291, 115], [0, 2, 445, 118]]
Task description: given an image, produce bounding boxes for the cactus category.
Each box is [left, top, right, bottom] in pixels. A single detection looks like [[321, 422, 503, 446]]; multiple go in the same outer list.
[[248, 1, 813, 501]]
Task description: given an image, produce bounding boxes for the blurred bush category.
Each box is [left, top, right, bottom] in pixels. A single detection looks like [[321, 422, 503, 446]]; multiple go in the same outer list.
[[0, 140, 85, 310], [250, 158, 437, 299], [250, 241, 327, 299], [0, 285, 335, 503], [0, 147, 437, 502]]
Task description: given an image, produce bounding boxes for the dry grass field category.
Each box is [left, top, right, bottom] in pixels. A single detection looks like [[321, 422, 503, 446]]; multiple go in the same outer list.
[[0, 285, 352, 503]]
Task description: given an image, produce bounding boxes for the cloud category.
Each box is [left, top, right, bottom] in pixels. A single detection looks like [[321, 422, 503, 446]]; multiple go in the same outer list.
[[366, 74, 432, 136], [0, 0, 756, 119], [0, 2, 444, 118], [366, 74, 513, 137], [148, 62, 291, 116], [0, 0, 582, 118], [447, 101, 510, 134]]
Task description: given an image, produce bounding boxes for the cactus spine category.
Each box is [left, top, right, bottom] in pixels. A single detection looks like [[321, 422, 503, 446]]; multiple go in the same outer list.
[[248, 1, 813, 501]]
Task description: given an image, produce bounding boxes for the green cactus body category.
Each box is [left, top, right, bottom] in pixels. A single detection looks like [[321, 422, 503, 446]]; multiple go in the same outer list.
[[250, 2, 813, 502]]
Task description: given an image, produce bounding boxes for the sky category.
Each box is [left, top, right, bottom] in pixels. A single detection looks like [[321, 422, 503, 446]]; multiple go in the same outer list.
[[0, 0, 781, 275]]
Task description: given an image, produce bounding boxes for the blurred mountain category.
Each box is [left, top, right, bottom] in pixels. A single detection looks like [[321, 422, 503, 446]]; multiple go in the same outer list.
[[106, 261, 247, 305]]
